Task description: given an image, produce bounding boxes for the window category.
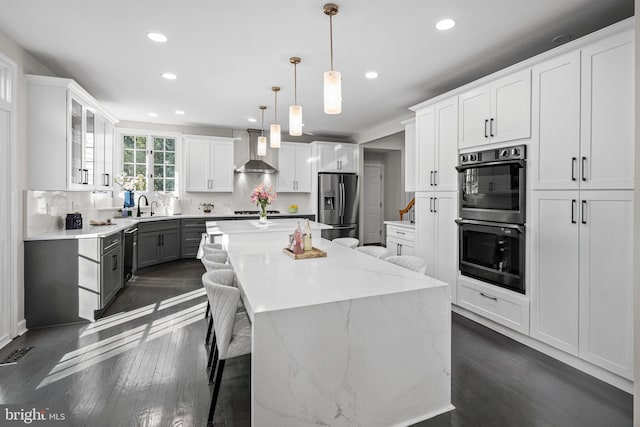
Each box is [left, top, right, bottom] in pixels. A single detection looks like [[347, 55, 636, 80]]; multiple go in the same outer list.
[[153, 136, 176, 191], [119, 130, 179, 192]]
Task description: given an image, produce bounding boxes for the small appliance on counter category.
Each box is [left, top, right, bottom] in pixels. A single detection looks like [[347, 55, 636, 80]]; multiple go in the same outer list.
[[168, 196, 182, 215], [65, 212, 83, 230]]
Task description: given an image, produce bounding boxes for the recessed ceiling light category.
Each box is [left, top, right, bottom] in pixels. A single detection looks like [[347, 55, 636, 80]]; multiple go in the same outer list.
[[248, 118, 257, 123], [436, 18, 456, 31], [147, 32, 168, 43], [148, 112, 158, 117], [162, 73, 177, 80], [365, 71, 378, 79], [175, 110, 185, 115]]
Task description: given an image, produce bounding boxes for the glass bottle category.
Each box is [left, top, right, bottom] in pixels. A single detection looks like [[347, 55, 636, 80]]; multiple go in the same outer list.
[[304, 219, 312, 251]]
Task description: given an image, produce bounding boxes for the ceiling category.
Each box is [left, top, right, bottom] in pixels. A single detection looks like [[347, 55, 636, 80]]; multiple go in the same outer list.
[[0, 0, 633, 140]]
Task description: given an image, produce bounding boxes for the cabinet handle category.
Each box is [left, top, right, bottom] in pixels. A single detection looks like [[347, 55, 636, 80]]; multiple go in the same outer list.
[[571, 199, 577, 224], [112, 254, 117, 271], [490, 118, 495, 137], [83, 169, 89, 185], [484, 119, 488, 138], [104, 173, 110, 186], [396, 231, 405, 235], [571, 158, 577, 181], [581, 200, 587, 224], [429, 197, 434, 213], [433, 197, 438, 213], [396, 243, 400, 256], [434, 170, 438, 186], [430, 171, 434, 186], [581, 157, 587, 181], [480, 292, 498, 301], [399, 243, 402, 255]]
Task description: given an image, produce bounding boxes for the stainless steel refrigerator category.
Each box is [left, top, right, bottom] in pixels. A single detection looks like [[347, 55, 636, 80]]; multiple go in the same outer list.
[[318, 173, 359, 240]]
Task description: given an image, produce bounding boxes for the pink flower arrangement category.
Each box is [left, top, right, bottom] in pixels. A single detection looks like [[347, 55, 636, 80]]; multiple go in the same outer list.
[[250, 183, 277, 210]]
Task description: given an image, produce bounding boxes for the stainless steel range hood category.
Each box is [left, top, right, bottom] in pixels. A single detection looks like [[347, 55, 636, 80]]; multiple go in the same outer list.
[[235, 129, 277, 174]]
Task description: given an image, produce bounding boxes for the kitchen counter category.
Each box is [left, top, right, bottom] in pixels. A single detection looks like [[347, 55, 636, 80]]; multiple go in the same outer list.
[[222, 233, 452, 426], [24, 213, 316, 241]]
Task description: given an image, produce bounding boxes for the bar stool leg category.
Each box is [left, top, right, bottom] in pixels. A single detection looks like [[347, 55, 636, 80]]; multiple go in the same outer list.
[[207, 359, 226, 427], [205, 317, 213, 345], [208, 348, 219, 384]]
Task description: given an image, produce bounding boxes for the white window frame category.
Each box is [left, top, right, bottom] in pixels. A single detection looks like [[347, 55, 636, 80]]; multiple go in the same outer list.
[[114, 128, 182, 194]]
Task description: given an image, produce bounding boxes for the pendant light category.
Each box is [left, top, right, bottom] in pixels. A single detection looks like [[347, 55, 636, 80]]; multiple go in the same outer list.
[[289, 57, 303, 136], [323, 3, 341, 115], [270, 86, 281, 148], [257, 105, 267, 156]]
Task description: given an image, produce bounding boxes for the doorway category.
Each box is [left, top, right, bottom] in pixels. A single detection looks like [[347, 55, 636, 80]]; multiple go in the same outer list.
[[363, 163, 384, 245]]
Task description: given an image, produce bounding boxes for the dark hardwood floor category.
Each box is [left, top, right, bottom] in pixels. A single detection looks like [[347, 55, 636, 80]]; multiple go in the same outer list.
[[0, 260, 632, 426]]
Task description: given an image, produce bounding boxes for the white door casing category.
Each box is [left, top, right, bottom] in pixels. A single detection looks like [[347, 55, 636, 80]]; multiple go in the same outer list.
[[0, 52, 16, 348], [363, 163, 383, 245]]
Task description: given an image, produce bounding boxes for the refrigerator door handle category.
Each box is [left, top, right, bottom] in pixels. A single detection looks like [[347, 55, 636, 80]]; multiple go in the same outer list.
[[339, 182, 345, 221]]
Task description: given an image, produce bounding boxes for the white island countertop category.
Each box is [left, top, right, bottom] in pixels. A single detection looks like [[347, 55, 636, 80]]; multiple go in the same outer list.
[[217, 219, 453, 426]]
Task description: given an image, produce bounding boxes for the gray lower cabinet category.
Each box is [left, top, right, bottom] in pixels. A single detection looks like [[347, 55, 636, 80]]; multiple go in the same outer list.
[[24, 230, 123, 328], [137, 220, 181, 268], [181, 218, 207, 258]]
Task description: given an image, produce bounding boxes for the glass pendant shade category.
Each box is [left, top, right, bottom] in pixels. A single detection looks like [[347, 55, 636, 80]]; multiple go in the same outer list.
[[270, 124, 281, 148], [289, 105, 303, 136], [324, 70, 342, 114], [257, 135, 267, 156]]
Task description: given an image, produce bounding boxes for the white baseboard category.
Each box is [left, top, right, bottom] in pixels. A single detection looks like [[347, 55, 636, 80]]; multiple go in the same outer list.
[[452, 305, 634, 394], [15, 319, 26, 337]]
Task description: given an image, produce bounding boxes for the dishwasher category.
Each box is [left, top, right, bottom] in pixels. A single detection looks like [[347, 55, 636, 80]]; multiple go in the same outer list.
[[124, 226, 138, 283]]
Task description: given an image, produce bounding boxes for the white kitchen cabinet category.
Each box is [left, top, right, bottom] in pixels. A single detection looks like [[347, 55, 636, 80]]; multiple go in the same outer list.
[[415, 106, 435, 191], [530, 190, 633, 379], [277, 142, 312, 192], [26, 75, 118, 191], [531, 30, 634, 191], [579, 30, 634, 190], [385, 222, 415, 256], [403, 119, 416, 192], [184, 135, 234, 192], [94, 116, 115, 190], [458, 69, 531, 149], [578, 191, 633, 379], [415, 98, 458, 192], [415, 192, 458, 302], [315, 141, 358, 173], [530, 51, 581, 190], [529, 191, 580, 355]]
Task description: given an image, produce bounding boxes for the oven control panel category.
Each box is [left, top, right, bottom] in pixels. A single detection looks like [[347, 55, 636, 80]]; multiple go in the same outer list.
[[459, 144, 526, 166]]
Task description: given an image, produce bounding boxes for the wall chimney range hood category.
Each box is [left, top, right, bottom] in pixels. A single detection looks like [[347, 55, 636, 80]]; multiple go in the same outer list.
[[235, 129, 278, 174]]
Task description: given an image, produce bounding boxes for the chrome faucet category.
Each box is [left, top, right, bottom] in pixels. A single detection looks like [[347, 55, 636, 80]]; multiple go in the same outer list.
[[150, 201, 159, 216], [136, 195, 149, 217]]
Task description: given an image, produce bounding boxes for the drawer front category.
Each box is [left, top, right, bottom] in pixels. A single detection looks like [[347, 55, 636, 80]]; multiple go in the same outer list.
[[457, 281, 529, 334], [138, 219, 180, 233], [182, 229, 205, 244], [181, 243, 201, 259], [387, 226, 415, 242], [101, 231, 122, 254], [181, 218, 207, 229]]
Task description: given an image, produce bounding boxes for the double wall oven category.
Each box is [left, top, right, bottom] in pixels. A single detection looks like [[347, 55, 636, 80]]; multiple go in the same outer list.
[[456, 145, 526, 294]]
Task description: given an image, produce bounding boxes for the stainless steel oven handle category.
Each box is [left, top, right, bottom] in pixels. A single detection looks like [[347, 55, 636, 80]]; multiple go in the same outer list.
[[455, 159, 525, 171], [455, 218, 525, 233]]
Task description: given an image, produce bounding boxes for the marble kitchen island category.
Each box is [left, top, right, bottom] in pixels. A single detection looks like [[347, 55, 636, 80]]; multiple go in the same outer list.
[[216, 220, 453, 426]]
